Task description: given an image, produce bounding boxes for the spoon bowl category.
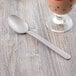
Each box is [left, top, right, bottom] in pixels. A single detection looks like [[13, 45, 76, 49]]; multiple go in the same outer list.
[[8, 15, 28, 33]]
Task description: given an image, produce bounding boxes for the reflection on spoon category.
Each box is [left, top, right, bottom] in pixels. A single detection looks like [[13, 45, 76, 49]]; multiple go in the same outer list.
[[8, 15, 71, 60]]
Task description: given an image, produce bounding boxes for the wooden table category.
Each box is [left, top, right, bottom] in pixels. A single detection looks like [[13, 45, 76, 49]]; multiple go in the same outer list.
[[0, 0, 76, 76]]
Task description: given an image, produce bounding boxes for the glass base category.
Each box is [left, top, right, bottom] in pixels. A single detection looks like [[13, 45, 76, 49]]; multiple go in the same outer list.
[[46, 15, 73, 33]]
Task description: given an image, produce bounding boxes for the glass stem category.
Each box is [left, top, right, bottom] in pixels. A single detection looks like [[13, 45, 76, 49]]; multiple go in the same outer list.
[[56, 15, 63, 21], [53, 14, 65, 24]]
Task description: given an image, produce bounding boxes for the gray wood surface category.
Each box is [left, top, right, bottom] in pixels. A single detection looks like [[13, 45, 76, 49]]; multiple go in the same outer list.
[[0, 0, 76, 76]]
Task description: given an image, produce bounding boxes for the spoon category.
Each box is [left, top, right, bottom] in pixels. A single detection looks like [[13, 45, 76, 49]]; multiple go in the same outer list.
[[8, 15, 71, 60]]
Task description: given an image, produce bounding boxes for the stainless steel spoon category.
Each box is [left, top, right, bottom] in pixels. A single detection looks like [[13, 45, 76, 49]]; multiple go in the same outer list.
[[8, 15, 71, 60]]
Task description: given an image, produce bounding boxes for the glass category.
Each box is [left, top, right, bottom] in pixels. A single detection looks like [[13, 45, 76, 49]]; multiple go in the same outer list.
[[47, 0, 75, 33]]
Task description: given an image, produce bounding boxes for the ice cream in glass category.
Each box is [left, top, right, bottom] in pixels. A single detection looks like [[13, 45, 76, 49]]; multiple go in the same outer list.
[[47, 0, 74, 33]]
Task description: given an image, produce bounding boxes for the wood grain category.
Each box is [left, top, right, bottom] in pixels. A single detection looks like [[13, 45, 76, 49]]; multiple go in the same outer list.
[[0, 0, 76, 76]]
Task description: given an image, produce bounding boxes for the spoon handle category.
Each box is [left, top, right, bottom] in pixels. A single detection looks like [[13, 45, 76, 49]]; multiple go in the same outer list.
[[27, 31, 71, 60]]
